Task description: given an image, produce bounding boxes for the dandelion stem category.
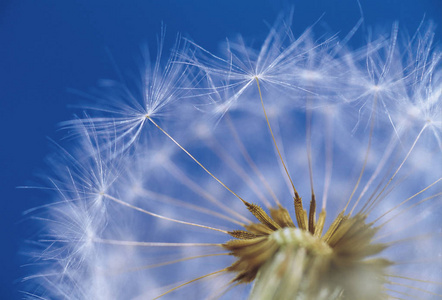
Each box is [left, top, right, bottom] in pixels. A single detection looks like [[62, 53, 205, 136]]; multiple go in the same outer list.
[[388, 281, 442, 297], [371, 124, 428, 205], [377, 191, 442, 228], [137, 187, 245, 226], [164, 159, 250, 223], [94, 238, 222, 247], [321, 107, 334, 210], [226, 114, 281, 206], [147, 116, 248, 205], [373, 178, 442, 223], [346, 95, 378, 214], [306, 96, 317, 233], [254, 77, 299, 199], [384, 288, 416, 299], [153, 268, 227, 299], [103, 193, 230, 234], [387, 274, 442, 286], [111, 253, 229, 275], [306, 97, 316, 202], [359, 135, 399, 213], [204, 135, 272, 207]]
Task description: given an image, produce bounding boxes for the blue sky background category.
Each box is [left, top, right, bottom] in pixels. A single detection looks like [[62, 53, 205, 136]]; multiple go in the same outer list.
[[0, 0, 440, 298]]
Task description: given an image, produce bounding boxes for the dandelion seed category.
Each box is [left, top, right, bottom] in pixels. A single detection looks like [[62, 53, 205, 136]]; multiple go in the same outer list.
[[62, 31, 192, 153]]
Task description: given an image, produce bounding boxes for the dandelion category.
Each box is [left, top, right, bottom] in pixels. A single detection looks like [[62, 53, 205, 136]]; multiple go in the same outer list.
[[23, 16, 442, 300]]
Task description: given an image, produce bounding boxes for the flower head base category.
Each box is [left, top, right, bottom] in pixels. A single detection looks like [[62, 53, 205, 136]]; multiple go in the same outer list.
[[223, 198, 390, 299]]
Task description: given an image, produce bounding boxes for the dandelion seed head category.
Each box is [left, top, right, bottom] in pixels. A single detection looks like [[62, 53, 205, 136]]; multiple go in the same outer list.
[[23, 13, 442, 300]]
